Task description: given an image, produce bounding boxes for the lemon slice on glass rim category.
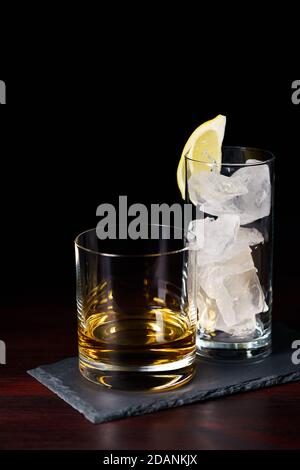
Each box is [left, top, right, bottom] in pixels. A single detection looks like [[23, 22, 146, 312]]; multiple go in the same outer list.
[[177, 114, 226, 199]]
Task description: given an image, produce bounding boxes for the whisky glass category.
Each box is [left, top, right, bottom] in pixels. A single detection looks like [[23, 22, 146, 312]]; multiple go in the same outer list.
[[186, 147, 275, 361], [75, 225, 197, 391]]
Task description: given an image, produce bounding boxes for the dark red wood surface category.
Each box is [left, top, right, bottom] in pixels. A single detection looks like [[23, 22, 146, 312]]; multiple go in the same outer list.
[[1, 297, 300, 450]]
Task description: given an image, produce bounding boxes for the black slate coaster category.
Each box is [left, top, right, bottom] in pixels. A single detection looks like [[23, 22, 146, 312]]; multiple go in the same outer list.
[[28, 324, 300, 424]]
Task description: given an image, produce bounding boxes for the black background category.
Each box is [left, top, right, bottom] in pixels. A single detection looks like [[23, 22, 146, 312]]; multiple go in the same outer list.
[[0, 75, 299, 320]]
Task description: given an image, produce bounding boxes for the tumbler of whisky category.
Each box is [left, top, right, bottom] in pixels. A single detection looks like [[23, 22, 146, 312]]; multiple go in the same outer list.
[[74, 225, 197, 391]]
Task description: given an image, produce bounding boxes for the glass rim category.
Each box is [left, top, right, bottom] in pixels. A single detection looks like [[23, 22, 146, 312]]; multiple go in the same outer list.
[[74, 225, 192, 258], [185, 145, 276, 166]]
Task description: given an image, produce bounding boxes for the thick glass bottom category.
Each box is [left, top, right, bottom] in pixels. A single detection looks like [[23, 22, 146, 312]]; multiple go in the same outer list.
[[79, 354, 196, 391], [197, 329, 272, 363]]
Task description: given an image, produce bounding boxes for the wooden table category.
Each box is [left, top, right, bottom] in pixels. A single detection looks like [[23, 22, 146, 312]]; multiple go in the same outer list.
[[1, 302, 300, 450]]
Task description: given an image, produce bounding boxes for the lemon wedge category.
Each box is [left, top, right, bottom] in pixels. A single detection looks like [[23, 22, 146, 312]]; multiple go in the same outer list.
[[177, 115, 226, 199]]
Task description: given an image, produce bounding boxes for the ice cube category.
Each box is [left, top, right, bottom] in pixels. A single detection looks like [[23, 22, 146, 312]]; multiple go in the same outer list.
[[189, 215, 240, 260], [231, 162, 271, 224], [188, 162, 271, 224], [197, 262, 265, 336], [191, 215, 265, 337], [197, 248, 257, 329], [188, 171, 248, 209], [236, 226, 264, 247], [197, 288, 218, 333], [190, 215, 263, 265], [222, 269, 264, 334]]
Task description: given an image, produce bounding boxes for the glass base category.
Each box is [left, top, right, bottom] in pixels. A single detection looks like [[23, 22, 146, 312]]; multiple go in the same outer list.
[[79, 355, 196, 391], [197, 329, 272, 363]]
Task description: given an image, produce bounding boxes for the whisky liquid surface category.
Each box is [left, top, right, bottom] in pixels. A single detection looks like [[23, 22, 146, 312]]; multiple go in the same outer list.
[[78, 307, 195, 368], [77, 280, 196, 389]]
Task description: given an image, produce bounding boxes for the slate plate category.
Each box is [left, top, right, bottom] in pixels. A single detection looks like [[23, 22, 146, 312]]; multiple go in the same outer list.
[[28, 323, 300, 424]]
